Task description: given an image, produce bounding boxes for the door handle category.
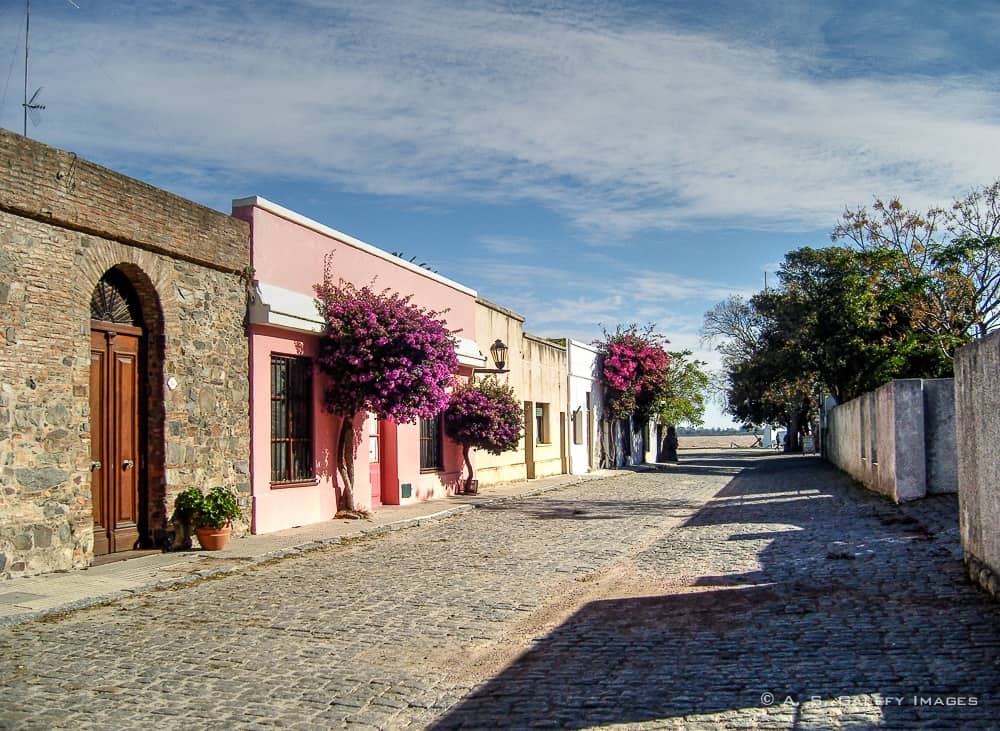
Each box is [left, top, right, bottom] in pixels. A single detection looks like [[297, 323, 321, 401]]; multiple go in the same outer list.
[[122, 459, 135, 470], [90, 461, 102, 471]]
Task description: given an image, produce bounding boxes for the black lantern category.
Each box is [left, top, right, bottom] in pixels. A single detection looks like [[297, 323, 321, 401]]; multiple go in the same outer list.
[[488, 339, 508, 371]]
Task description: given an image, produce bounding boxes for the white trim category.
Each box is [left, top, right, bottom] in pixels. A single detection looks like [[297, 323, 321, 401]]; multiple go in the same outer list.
[[567, 338, 600, 355], [233, 195, 477, 297], [249, 282, 324, 333], [251, 283, 487, 370], [456, 337, 487, 368]]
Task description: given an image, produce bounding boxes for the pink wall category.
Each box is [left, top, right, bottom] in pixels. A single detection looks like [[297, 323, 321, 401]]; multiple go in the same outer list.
[[238, 198, 477, 533], [249, 324, 374, 533], [236, 200, 475, 337]]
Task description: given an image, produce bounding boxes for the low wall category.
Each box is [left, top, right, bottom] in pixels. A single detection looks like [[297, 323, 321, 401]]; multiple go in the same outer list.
[[954, 332, 1000, 598], [825, 378, 956, 502]]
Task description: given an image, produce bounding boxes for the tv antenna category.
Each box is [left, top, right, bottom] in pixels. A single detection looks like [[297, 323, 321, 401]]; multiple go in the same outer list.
[[22, 0, 80, 137], [24, 86, 45, 131]]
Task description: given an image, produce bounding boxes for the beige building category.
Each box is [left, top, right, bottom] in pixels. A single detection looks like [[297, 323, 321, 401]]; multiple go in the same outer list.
[[474, 298, 568, 485]]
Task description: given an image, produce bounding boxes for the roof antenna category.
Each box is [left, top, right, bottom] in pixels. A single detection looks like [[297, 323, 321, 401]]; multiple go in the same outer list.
[[24, 86, 44, 131], [23, 0, 79, 138]]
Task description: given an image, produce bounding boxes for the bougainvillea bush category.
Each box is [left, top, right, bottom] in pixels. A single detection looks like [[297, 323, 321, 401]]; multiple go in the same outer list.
[[443, 376, 523, 492], [598, 325, 671, 420], [315, 257, 458, 512]]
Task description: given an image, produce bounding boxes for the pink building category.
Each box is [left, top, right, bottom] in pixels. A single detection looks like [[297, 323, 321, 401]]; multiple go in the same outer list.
[[232, 197, 485, 534]]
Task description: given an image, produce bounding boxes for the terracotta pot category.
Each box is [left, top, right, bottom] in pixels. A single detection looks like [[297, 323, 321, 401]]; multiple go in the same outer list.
[[195, 525, 231, 551]]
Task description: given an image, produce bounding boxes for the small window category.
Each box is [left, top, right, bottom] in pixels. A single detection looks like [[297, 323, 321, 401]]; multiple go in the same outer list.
[[420, 416, 443, 471], [271, 356, 314, 483], [535, 403, 549, 444], [573, 410, 584, 445]]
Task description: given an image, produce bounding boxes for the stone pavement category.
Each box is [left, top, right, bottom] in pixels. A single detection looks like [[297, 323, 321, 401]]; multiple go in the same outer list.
[[1, 451, 999, 730], [0, 469, 619, 627]]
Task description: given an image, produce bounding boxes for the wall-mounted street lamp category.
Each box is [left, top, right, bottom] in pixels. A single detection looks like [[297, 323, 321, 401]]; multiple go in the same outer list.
[[474, 339, 510, 374]]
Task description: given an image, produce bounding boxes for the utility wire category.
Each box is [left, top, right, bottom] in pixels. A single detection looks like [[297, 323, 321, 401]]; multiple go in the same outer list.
[[0, 3, 27, 130]]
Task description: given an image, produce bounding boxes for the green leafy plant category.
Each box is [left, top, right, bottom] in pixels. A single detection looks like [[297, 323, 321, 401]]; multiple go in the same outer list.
[[172, 486, 243, 530], [198, 486, 244, 529]]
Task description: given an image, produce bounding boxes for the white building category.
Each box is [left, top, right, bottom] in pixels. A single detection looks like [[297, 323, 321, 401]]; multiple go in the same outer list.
[[566, 340, 603, 474]]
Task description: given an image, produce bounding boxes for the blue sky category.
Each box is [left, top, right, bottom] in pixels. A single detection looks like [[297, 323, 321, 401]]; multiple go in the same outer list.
[[3, 0, 1000, 426]]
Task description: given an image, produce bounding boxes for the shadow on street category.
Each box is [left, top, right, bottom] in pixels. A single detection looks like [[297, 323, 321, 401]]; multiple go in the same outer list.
[[430, 452, 1000, 729]]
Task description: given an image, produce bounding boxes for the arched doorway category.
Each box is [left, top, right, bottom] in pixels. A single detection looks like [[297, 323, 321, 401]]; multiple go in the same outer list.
[[89, 269, 147, 555]]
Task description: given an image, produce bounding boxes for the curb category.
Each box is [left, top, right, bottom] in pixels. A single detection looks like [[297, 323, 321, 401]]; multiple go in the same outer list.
[[0, 472, 622, 627]]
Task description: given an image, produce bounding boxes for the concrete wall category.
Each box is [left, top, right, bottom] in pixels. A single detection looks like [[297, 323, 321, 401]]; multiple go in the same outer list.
[[824, 378, 956, 503], [954, 332, 1000, 598], [826, 393, 869, 486], [473, 300, 568, 485], [567, 340, 602, 475], [923, 378, 958, 494], [522, 334, 568, 479], [474, 299, 528, 485]]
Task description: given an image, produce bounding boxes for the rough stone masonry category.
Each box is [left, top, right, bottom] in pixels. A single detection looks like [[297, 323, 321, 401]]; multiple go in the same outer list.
[[0, 129, 251, 578]]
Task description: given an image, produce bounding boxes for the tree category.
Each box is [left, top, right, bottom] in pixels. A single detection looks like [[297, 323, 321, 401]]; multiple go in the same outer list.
[[705, 245, 956, 450], [761, 246, 952, 404], [940, 181, 1000, 337], [315, 258, 458, 514], [701, 295, 765, 367], [831, 191, 986, 349], [598, 324, 672, 420], [655, 350, 711, 428], [443, 376, 523, 493], [725, 345, 816, 447]]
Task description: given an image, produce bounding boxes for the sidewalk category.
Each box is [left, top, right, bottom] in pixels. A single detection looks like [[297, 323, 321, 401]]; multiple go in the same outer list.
[[0, 469, 620, 627]]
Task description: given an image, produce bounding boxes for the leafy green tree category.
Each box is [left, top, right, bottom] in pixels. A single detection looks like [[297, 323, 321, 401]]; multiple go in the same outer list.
[[655, 350, 711, 428], [831, 191, 988, 349], [706, 244, 960, 450], [760, 246, 952, 404]]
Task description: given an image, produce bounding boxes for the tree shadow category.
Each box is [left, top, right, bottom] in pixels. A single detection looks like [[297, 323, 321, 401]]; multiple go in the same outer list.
[[430, 455, 1000, 729]]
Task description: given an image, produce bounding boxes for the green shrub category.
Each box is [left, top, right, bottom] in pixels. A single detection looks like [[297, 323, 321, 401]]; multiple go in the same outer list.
[[172, 486, 243, 530]]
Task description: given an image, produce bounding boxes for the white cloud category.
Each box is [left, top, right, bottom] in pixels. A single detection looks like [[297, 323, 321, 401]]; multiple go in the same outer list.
[[8, 0, 1000, 237]]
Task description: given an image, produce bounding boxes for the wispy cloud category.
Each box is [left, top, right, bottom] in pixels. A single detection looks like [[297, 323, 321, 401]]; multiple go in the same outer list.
[[7, 0, 1000, 236], [477, 235, 540, 257]]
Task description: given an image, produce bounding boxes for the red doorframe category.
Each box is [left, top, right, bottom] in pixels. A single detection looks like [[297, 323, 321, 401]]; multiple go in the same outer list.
[[380, 421, 400, 505], [368, 415, 382, 509]]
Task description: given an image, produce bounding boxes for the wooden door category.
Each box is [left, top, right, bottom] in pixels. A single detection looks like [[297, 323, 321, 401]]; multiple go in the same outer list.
[[523, 402, 535, 479], [90, 326, 141, 555]]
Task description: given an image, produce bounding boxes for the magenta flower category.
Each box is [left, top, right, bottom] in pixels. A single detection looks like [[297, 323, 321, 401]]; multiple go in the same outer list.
[[595, 326, 671, 420]]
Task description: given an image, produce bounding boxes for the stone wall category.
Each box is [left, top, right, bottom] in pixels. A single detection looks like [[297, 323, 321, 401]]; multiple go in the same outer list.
[[0, 130, 250, 578], [954, 332, 1000, 598], [824, 378, 956, 502]]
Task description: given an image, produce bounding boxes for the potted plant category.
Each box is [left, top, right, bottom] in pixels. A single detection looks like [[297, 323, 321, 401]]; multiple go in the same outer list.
[[172, 486, 243, 551]]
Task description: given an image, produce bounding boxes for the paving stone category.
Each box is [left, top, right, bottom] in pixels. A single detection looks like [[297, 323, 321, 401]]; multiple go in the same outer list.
[[1, 453, 998, 729]]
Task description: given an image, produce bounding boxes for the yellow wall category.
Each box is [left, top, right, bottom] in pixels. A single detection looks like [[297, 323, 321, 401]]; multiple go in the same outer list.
[[474, 299, 568, 485]]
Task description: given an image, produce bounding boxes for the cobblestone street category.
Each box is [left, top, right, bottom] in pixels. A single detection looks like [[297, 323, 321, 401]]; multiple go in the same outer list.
[[2, 451, 999, 729]]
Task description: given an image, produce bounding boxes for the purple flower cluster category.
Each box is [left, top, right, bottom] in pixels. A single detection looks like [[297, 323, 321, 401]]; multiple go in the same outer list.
[[597, 329, 671, 420], [314, 274, 459, 423], [443, 377, 523, 455]]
